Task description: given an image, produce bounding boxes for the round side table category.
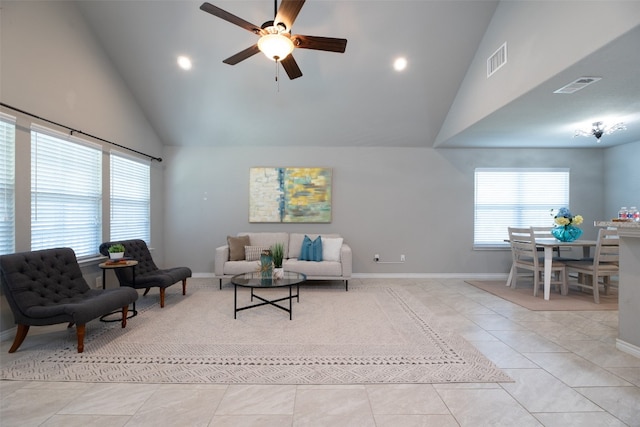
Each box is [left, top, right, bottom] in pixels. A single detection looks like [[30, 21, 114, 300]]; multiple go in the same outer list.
[[98, 259, 139, 321]]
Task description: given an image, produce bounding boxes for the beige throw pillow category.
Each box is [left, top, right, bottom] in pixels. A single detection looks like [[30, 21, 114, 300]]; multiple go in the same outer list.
[[245, 246, 269, 261], [227, 235, 250, 261]]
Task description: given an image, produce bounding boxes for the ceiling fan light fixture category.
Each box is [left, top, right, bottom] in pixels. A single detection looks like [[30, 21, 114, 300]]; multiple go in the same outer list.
[[574, 121, 626, 143], [258, 33, 294, 62]]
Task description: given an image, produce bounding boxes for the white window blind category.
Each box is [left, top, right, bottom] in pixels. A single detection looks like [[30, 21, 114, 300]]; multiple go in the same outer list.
[[110, 152, 150, 243], [474, 168, 570, 247], [0, 114, 16, 255], [31, 127, 102, 257]]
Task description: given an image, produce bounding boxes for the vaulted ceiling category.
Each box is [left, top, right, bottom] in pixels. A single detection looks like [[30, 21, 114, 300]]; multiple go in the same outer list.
[[75, 1, 640, 149]]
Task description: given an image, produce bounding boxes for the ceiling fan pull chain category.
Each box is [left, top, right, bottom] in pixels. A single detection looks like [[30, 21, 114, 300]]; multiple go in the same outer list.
[[275, 61, 280, 92]]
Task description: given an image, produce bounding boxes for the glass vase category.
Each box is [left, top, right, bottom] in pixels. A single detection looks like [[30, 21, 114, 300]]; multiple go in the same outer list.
[[260, 253, 273, 279], [551, 225, 583, 242]]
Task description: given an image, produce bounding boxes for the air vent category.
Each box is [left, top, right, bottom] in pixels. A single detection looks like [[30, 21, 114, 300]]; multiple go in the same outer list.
[[553, 77, 602, 94], [487, 42, 507, 78]]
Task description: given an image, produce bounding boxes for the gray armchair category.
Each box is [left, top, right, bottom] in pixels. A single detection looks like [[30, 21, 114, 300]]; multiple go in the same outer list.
[[99, 239, 192, 308], [0, 247, 138, 353]]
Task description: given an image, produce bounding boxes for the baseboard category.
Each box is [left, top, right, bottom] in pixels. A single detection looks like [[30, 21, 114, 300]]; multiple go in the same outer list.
[[616, 338, 640, 359]]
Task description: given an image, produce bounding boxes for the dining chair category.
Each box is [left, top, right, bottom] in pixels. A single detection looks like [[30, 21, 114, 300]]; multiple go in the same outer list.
[[530, 227, 562, 258], [563, 228, 619, 303], [508, 226, 568, 297]]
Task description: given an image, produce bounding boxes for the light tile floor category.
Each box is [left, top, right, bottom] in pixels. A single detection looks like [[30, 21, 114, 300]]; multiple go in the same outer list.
[[1, 278, 639, 426]]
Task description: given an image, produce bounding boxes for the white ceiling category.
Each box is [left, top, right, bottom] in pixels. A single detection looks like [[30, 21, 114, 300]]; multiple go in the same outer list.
[[75, 0, 640, 149]]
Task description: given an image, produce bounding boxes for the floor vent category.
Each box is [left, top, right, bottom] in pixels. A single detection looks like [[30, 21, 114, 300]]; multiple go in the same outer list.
[[487, 42, 507, 78], [553, 77, 602, 94]]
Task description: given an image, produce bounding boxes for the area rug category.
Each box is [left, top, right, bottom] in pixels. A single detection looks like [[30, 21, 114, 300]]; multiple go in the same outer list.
[[466, 280, 618, 311], [0, 280, 510, 384]]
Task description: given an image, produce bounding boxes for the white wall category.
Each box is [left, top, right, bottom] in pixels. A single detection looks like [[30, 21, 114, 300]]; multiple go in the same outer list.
[[162, 145, 606, 275]]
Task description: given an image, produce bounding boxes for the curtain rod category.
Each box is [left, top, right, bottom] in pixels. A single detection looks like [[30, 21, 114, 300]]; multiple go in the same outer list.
[[0, 102, 163, 162]]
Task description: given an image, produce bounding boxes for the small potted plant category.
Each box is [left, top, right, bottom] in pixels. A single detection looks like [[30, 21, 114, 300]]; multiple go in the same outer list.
[[108, 243, 125, 260], [271, 242, 284, 279]]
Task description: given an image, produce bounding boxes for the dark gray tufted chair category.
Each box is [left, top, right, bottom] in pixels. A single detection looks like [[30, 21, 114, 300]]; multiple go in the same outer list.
[[0, 247, 139, 353], [99, 239, 191, 308]]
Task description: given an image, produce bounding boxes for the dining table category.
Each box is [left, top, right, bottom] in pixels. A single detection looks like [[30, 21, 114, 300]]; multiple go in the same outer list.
[[506, 238, 597, 300]]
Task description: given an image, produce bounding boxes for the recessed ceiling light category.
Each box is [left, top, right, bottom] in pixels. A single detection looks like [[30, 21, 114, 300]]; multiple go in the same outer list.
[[393, 57, 407, 72], [177, 56, 192, 70]]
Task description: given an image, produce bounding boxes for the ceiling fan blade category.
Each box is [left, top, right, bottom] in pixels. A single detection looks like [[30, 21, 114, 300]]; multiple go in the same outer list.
[[223, 44, 261, 65], [280, 55, 303, 80], [200, 2, 262, 34], [292, 35, 347, 53], [275, 0, 305, 32]]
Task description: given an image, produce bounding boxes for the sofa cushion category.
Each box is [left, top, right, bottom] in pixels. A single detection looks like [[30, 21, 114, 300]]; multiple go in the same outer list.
[[245, 245, 269, 261], [228, 235, 250, 261], [322, 237, 343, 262], [224, 260, 260, 275], [299, 235, 322, 261], [289, 233, 341, 259], [284, 259, 343, 277]]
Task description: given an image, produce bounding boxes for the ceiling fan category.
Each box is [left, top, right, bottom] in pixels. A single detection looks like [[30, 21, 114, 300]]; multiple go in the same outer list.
[[199, 0, 347, 80]]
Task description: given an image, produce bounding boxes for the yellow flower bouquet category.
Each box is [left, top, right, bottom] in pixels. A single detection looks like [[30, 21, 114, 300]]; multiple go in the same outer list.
[[551, 207, 583, 241]]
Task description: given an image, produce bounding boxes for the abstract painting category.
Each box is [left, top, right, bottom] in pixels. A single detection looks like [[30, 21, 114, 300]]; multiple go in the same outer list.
[[249, 167, 332, 223]]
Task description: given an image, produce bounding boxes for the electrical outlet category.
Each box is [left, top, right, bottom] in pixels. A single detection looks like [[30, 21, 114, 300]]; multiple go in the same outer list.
[[374, 254, 380, 262], [400, 254, 406, 262]]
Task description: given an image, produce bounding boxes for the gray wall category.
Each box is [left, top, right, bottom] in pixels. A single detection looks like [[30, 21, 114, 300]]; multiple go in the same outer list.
[[0, 1, 166, 333], [604, 142, 640, 217], [437, 1, 640, 144], [162, 145, 608, 275], [0, 1, 166, 255], [1, 0, 637, 337], [604, 141, 640, 351]]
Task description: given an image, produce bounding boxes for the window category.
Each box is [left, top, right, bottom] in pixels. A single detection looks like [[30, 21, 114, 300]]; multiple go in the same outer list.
[[0, 114, 16, 255], [474, 168, 570, 247], [31, 126, 102, 257], [110, 152, 150, 243]]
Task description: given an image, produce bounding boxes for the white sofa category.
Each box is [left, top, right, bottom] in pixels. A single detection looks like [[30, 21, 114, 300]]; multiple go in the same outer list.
[[215, 232, 352, 290]]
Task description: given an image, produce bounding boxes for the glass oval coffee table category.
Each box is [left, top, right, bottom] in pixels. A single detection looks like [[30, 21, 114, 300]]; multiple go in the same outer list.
[[231, 271, 307, 320]]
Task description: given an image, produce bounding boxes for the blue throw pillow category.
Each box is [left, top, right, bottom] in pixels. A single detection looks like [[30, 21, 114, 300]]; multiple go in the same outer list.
[[299, 235, 322, 261]]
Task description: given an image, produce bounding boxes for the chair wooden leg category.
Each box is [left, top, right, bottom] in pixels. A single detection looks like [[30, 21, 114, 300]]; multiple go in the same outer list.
[[182, 279, 187, 295], [76, 324, 86, 353], [160, 288, 165, 308], [121, 306, 129, 328], [592, 276, 600, 304], [8, 324, 30, 353], [143, 287, 151, 296], [219, 278, 222, 290], [506, 265, 514, 287]]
